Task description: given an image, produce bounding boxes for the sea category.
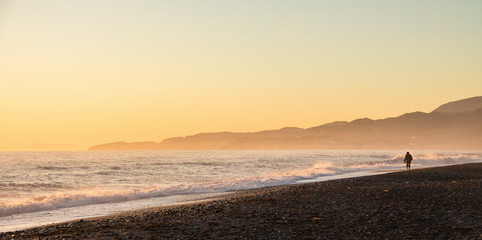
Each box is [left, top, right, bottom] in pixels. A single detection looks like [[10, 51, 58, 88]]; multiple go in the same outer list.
[[1, 150, 481, 232]]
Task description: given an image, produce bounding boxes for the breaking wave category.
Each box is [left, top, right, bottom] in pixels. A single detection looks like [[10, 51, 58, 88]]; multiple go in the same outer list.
[[0, 166, 333, 217], [0, 151, 480, 218]]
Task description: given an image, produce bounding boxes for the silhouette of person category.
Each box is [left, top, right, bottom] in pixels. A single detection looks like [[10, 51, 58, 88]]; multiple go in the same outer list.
[[404, 152, 413, 170]]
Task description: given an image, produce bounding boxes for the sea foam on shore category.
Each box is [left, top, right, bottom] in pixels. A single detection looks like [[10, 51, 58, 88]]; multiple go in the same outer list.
[[1, 163, 481, 239], [0, 150, 480, 233]]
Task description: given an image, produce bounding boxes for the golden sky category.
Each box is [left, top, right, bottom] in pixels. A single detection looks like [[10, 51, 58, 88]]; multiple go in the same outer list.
[[1, 0, 481, 150]]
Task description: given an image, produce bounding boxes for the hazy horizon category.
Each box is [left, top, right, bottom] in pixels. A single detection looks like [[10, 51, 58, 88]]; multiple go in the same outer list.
[[1, 1, 481, 150]]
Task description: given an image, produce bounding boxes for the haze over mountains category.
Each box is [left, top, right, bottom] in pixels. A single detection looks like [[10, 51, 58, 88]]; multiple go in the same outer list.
[[89, 97, 482, 150]]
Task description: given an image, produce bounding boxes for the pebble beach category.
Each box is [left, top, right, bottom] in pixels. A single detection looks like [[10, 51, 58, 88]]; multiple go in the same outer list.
[[1, 163, 481, 239]]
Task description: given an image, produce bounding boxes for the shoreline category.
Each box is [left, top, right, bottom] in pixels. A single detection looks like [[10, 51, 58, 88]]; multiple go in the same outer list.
[[1, 163, 481, 239], [0, 167, 400, 233], [0, 165, 405, 233]]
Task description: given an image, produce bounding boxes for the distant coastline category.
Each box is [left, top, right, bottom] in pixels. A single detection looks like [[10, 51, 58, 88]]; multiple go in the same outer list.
[[89, 96, 482, 150]]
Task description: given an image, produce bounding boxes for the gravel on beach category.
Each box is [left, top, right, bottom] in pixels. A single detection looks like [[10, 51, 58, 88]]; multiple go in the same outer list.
[[2, 163, 481, 239]]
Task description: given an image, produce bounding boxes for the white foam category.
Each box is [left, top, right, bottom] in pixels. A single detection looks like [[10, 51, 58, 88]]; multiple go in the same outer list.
[[1, 150, 480, 232], [0, 192, 229, 233], [2, 151, 480, 219]]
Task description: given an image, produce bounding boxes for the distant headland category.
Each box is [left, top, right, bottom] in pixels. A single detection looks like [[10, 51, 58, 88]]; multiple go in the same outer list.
[[89, 96, 482, 150]]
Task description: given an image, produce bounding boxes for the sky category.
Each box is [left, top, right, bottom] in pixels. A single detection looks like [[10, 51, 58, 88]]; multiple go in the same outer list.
[[0, 0, 481, 150]]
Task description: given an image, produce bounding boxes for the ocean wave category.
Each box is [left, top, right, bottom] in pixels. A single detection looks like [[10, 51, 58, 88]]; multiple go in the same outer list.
[[0, 182, 66, 189], [35, 166, 69, 171], [0, 165, 337, 217], [412, 152, 481, 167], [95, 171, 117, 176], [1, 152, 480, 218], [325, 152, 481, 174]]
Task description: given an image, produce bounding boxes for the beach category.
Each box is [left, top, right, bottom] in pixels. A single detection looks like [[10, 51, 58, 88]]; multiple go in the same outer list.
[[1, 163, 481, 239]]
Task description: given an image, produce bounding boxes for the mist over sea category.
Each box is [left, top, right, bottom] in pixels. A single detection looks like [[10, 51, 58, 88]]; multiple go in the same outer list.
[[1, 150, 481, 232]]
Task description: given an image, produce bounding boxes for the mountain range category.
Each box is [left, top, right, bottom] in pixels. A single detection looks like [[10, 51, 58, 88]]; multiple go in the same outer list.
[[89, 96, 482, 150]]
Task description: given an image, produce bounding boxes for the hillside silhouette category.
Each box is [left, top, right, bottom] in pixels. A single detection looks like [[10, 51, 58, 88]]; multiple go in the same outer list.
[[89, 96, 482, 150]]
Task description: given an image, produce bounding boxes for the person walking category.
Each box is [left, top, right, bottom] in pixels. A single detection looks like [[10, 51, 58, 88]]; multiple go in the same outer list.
[[404, 152, 413, 170]]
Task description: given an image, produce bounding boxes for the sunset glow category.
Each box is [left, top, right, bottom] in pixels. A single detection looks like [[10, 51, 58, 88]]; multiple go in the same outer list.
[[1, 0, 481, 150]]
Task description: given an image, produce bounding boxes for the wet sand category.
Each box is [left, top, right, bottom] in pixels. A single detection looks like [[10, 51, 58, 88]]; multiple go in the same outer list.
[[2, 163, 481, 239]]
